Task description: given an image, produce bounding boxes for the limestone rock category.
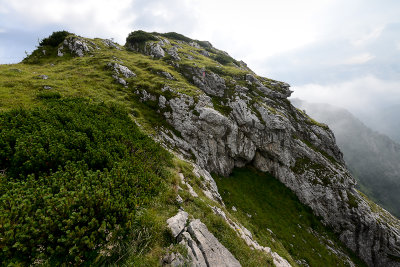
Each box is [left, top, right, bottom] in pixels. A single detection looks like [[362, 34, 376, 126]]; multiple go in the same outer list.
[[176, 195, 183, 204], [167, 46, 181, 61], [166, 211, 241, 267], [159, 95, 167, 109], [258, 86, 293, 99], [188, 67, 226, 97], [127, 41, 165, 58], [157, 79, 400, 266], [245, 74, 263, 86], [192, 164, 223, 204], [107, 62, 136, 86], [167, 210, 188, 238], [187, 219, 241, 267], [179, 173, 198, 198], [103, 39, 122, 50], [147, 42, 165, 58], [107, 62, 136, 78], [159, 71, 175, 80], [189, 42, 201, 49], [198, 49, 210, 57], [63, 36, 91, 57], [162, 251, 185, 267], [57, 46, 64, 57]]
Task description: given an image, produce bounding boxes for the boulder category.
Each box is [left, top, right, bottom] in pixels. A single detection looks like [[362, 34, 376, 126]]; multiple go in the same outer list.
[[107, 62, 136, 78], [187, 219, 241, 267], [166, 212, 241, 267], [167, 210, 188, 238], [63, 36, 91, 57]]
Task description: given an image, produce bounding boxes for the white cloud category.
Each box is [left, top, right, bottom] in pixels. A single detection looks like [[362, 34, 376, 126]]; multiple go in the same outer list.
[[343, 53, 375, 65], [0, 28, 6, 33], [291, 76, 400, 116], [2, 0, 135, 43], [191, 0, 336, 60], [350, 26, 385, 47]]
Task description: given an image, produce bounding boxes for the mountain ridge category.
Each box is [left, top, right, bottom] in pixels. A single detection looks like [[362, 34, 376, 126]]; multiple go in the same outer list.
[[1, 30, 399, 266]]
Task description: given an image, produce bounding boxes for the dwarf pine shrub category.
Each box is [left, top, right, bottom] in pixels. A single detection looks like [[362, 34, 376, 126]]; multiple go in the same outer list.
[[39, 31, 71, 47], [0, 98, 171, 265]]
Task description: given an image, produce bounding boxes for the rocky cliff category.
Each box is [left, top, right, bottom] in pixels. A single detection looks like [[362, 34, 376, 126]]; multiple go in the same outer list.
[[124, 31, 400, 266]]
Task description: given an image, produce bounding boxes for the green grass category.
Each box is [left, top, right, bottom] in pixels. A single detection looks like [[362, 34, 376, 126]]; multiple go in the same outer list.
[[214, 167, 367, 267]]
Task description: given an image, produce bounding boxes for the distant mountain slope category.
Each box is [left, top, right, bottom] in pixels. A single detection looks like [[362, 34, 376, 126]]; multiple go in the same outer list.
[[293, 99, 400, 218], [362, 104, 400, 144]]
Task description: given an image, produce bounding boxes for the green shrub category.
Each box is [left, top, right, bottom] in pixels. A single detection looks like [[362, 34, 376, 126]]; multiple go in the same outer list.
[[126, 30, 158, 46], [196, 40, 213, 49], [158, 32, 193, 43], [0, 99, 172, 265], [213, 52, 238, 66], [39, 31, 71, 47]]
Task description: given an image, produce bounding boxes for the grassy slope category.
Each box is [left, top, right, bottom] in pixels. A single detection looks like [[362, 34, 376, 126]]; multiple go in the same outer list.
[[0, 33, 367, 266], [214, 167, 367, 267]]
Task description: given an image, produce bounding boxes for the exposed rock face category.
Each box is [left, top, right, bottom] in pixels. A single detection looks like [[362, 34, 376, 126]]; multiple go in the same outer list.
[[128, 33, 400, 266], [62, 36, 91, 57], [167, 210, 188, 238], [185, 67, 226, 97], [187, 219, 241, 267], [167, 211, 241, 267], [167, 46, 181, 61], [155, 76, 400, 266], [126, 41, 165, 58]]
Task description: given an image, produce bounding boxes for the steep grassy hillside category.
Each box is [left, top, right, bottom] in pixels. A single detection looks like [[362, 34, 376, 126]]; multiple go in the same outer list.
[[215, 167, 366, 267]]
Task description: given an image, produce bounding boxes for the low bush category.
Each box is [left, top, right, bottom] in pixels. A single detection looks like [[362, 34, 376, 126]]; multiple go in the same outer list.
[[196, 40, 213, 49], [126, 30, 158, 46], [213, 52, 239, 66], [158, 32, 193, 43], [39, 31, 71, 47], [0, 98, 172, 265]]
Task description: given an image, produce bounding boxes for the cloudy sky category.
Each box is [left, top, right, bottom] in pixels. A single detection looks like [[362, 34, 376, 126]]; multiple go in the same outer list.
[[0, 0, 399, 131]]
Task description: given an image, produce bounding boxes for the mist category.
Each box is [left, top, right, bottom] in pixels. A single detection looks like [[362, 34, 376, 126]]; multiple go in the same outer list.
[[292, 99, 400, 218]]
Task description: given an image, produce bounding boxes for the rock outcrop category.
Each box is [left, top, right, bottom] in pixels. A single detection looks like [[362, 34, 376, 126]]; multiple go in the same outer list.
[[167, 211, 241, 267], [58, 36, 92, 57], [126, 41, 165, 58], [107, 62, 136, 86], [128, 34, 400, 266], [158, 85, 400, 266]]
